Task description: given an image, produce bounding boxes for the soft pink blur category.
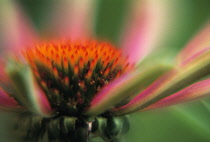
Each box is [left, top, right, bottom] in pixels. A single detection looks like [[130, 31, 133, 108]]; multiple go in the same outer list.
[[0, 1, 37, 57], [47, 0, 96, 39], [121, 0, 168, 64]]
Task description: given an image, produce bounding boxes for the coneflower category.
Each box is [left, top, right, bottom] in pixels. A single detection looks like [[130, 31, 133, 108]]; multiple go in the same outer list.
[[0, 1, 210, 142]]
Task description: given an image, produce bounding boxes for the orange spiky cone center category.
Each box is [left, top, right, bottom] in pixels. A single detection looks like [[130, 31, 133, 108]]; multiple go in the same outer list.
[[24, 40, 132, 114]]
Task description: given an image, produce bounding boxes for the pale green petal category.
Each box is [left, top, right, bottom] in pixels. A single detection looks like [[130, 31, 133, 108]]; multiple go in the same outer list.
[[6, 59, 47, 116]]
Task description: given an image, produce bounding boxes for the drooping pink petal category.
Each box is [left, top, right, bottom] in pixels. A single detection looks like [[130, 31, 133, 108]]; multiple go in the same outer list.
[[120, 0, 168, 64], [111, 49, 210, 115], [0, 1, 37, 56], [47, 0, 96, 39], [143, 79, 210, 110], [0, 87, 17, 107], [176, 23, 210, 66], [110, 69, 177, 113], [86, 64, 171, 115]]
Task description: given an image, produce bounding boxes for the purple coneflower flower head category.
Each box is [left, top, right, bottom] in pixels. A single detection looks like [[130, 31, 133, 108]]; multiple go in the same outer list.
[[0, 1, 210, 142]]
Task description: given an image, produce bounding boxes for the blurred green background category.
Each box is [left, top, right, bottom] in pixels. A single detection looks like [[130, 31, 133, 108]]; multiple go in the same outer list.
[[1, 0, 210, 141]]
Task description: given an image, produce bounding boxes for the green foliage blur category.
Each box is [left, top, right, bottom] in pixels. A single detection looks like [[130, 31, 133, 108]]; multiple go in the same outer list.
[[1, 0, 210, 141]]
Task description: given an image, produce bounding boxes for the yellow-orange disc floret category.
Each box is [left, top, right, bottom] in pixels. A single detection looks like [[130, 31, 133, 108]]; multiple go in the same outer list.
[[24, 40, 132, 114]]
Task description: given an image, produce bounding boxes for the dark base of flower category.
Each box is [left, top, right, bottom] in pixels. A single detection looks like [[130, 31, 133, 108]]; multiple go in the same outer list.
[[14, 113, 130, 142]]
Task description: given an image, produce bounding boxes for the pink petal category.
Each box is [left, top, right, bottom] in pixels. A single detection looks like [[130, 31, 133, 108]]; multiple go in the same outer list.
[[112, 69, 178, 114], [0, 87, 17, 107], [120, 0, 168, 64], [176, 23, 210, 66], [86, 64, 171, 115], [47, 0, 96, 39], [144, 79, 210, 110], [112, 48, 210, 115], [180, 47, 210, 67], [87, 71, 135, 112], [35, 86, 53, 115], [0, 1, 37, 56]]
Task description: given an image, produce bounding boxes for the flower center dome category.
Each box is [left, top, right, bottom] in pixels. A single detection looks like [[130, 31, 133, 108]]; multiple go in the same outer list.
[[24, 40, 131, 115]]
